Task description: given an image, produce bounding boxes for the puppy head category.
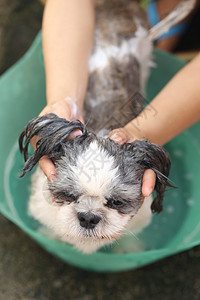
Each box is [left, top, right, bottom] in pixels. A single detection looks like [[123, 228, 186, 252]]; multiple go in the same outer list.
[[19, 114, 173, 252]]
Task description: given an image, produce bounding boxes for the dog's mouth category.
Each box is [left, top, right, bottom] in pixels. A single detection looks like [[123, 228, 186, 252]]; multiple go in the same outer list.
[[82, 231, 121, 240], [62, 232, 120, 240]]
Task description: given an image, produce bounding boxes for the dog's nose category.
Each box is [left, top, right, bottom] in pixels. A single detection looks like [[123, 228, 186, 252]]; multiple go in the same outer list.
[[78, 212, 101, 229]]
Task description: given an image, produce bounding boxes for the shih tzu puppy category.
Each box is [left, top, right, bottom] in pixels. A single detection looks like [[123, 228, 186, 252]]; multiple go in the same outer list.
[[19, 0, 193, 253], [19, 114, 172, 253]]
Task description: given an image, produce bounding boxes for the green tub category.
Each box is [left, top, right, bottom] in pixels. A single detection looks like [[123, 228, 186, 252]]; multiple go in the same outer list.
[[0, 32, 200, 272]]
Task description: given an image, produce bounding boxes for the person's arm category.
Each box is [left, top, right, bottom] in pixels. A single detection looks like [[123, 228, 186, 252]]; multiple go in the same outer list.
[[32, 0, 96, 180], [43, 0, 95, 108], [110, 53, 200, 146], [109, 53, 200, 196]]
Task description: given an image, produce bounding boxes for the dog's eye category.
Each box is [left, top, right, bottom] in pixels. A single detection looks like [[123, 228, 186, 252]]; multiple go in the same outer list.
[[63, 191, 78, 202], [54, 200, 64, 206], [53, 191, 77, 203], [113, 200, 123, 207], [106, 199, 124, 209]]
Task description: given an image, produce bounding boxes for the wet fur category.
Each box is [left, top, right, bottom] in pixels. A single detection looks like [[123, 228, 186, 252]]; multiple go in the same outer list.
[[19, 114, 172, 213]]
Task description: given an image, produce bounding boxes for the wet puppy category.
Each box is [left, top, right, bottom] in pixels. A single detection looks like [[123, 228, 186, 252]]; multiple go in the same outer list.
[[19, 113, 172, 253]]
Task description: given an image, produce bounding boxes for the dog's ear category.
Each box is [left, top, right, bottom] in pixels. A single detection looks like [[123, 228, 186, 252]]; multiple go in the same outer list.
[[19, 113, 87, 177], [123, 139, 174, 213]]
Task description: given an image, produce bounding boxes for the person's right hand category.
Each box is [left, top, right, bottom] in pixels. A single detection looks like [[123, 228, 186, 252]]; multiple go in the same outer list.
[[31, 98, 84, 181], [108, 127, 156, 198]]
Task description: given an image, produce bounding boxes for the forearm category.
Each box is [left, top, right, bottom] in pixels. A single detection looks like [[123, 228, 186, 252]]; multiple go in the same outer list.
[[42, 0, 95, 111], [125, 53, 200, 145]]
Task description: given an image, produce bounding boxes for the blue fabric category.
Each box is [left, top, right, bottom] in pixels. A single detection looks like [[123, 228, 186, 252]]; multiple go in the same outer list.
[[147, 0, 189, 41], [147, 1, 159, 27], [157, 23, 188, 40]]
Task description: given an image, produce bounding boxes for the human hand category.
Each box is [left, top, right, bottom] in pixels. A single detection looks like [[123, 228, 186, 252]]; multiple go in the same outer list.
[[31, 98, 84, 181], [108, 127, 156, 198]]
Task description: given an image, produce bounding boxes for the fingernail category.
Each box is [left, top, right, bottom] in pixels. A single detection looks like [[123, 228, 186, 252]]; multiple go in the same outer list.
[[47, 176, 54, 183], [144, 187, 153, 197], [110, 134, 122, 144], [48, 173, 57, 182], [144, 192, 151, 197], [69, 129, 82, 139]]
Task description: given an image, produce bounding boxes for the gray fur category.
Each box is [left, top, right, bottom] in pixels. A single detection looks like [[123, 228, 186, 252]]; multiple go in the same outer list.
[[84, 0, 149, 133], [19, 113, 172, 214]]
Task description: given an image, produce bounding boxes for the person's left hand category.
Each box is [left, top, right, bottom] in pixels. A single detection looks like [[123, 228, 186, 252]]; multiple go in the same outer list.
[[108, 127, 156, 198], [31, 98, 84, 181]]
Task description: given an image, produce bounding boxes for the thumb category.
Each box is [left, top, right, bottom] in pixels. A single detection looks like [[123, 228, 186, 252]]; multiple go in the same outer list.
[[108, 128, 129, 145], [39, 156, 57, 181]]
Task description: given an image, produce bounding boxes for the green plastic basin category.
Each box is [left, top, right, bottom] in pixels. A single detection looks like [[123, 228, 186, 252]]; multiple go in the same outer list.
[[0, 32, 200, 272]]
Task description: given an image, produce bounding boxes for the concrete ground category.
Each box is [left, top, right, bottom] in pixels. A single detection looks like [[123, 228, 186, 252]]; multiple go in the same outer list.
[[1, 1, 200, 299], [1, 213, 200, 300]]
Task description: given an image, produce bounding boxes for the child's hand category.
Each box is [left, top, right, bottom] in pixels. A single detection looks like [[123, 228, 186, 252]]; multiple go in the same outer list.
[[108, 127, 156, 198], [31, 98, 84, 181]]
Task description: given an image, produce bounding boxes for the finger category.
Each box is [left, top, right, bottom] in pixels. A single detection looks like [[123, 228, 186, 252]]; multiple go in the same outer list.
[[78, 115, 85, 124], [108, 128, 128, 145], [142, 169, 156, 197], [67, 129, 83, 140], [30, 135, 38, 150], [39, 156, 57, 181]]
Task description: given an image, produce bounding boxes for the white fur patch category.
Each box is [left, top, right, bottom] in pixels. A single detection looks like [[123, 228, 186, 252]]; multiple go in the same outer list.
[[71, 141, 118, 196], [127, 195, 153, 235]]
